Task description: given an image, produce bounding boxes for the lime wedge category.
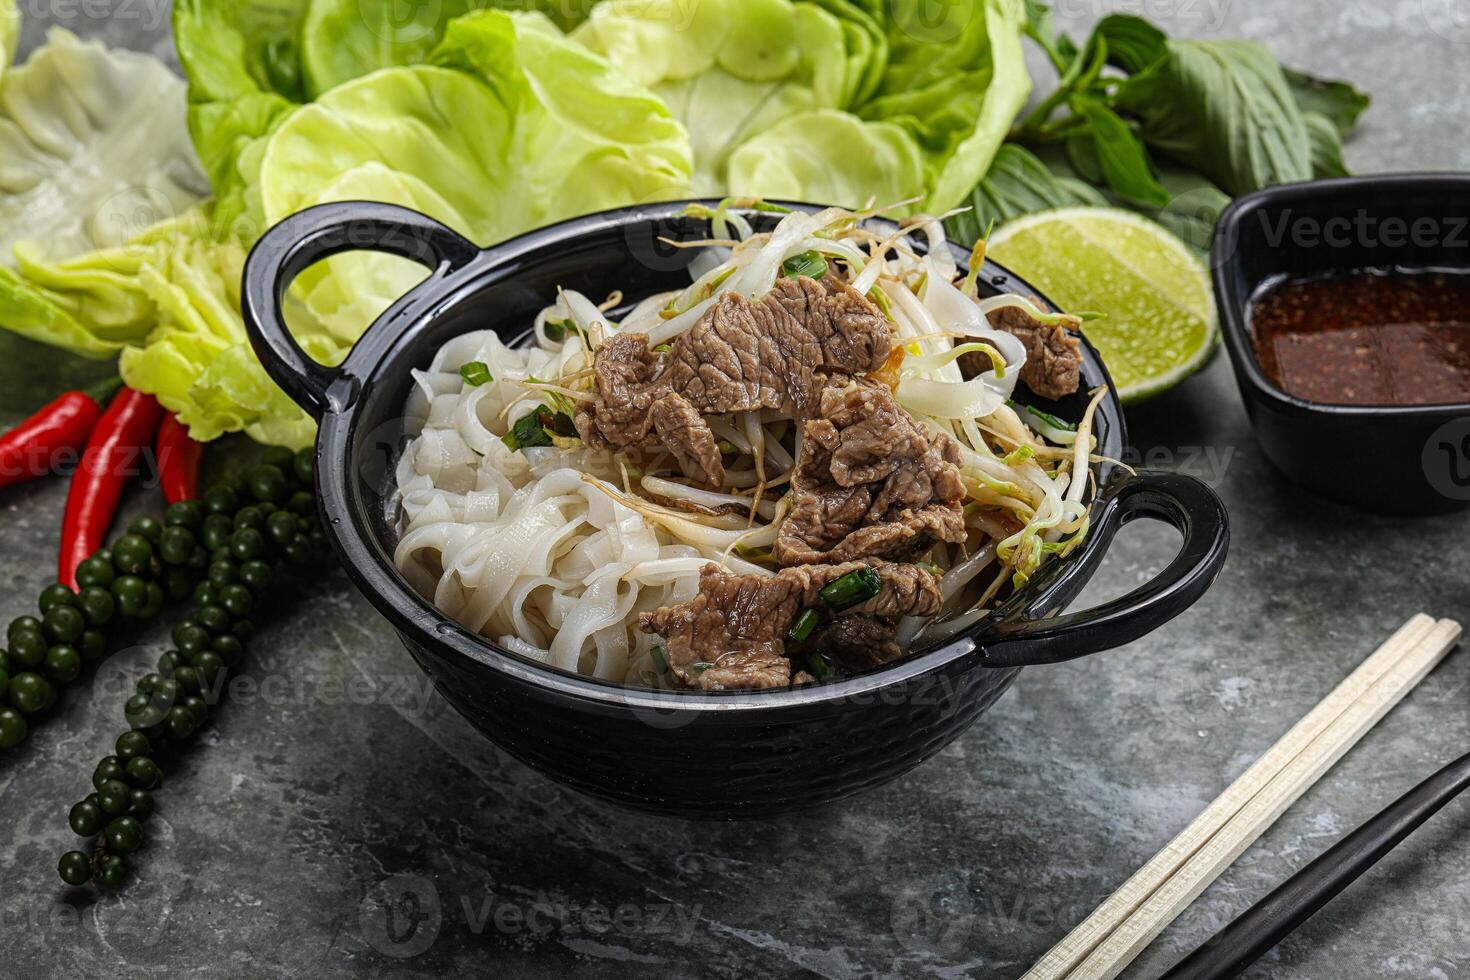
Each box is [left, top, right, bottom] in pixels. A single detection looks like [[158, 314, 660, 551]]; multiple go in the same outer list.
[[986, 207, 1218, 403]]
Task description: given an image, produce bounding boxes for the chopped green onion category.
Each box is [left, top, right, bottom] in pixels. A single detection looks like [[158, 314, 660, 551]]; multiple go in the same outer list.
[[649, 645, 668, 674], [653, 343, 672, 353], [788, 608, 822, 644], [818, 568, 882, 611], [750, 200, 792, 213], [459, 361, 492, 386], [781, 250, 828, 280], [503, 410, 554, 451], [807, 652, 833, 680], [543, 319, 568, 342], [544, 409, 577, 437], [691, 662, 713, 674], [1002, 444, 1036, 465], [919, 562, 944, 578], [1007, 399, 1077, 433]]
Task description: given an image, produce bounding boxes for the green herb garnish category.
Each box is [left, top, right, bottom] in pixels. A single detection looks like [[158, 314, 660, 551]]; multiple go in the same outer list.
[[1008, 399, 1077, 433], [543, 319, 568, 342], [807, 652, 833, 680], [649, 645, 668, 674], [459, 361, 492, 387], [818, 568, 882, 611], [788, 608, 822, 644], [503, 407, 574, 451], [1002, 444, 1036, 465], [781, 250, 828, 280]]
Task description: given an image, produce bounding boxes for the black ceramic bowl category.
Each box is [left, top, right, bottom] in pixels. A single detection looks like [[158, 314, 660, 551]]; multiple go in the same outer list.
[[1214, 174, 1470, 515], [242, 200, 1228, 817]]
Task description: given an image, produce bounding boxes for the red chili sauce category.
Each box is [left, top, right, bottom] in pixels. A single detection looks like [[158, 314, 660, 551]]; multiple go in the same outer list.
[[1249, 269, 1470, 406]]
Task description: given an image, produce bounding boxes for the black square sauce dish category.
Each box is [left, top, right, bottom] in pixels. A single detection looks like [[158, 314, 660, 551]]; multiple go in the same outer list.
[[1213, 173, 1470, 515]]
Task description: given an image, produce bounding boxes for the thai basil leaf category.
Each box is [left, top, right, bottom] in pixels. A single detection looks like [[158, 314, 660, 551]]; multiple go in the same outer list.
[[1113, 39, 1313, 196], [1065, 131, 1105, 185], [1072, 96, 1170, 207], [1283, 67, 1370, 137], [946, 143, 1106, 242], [1021, 0, 1072, 72], [1301, 110, 1349, 178], [1092, 13, 1167, 73], [1150, 165, 1231, 256]]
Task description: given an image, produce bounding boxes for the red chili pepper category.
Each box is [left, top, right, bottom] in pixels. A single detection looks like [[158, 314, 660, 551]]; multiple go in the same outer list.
[[155, 412, 202, 505], [58, 388, 164, 589], [0, 377, 123, 490]]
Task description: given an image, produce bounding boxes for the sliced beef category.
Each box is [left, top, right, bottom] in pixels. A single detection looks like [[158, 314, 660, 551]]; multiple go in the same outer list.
[[962, 303, 1083, 401], [575, 275, 891, 481], [649, 392, 724, 484], [639, 557, 941, 691], [774, 381, 966, 566], [811, 616, 902, 670], [576, 332, 667, 449]]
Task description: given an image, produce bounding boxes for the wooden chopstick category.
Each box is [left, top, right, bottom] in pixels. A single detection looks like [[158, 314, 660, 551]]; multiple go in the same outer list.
[[1023, 614, 1461, 980]]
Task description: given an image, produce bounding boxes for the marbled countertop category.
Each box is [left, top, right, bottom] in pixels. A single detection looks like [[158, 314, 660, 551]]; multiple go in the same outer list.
[[3, 2, 1468, 978]]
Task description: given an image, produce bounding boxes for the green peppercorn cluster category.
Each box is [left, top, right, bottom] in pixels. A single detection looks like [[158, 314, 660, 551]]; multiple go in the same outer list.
[[48, 448, 329, 889], [0, 519, 205, 751]]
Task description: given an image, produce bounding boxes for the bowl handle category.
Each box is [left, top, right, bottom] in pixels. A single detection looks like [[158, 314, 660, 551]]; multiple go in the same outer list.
[[979, 470, 1229, 667], [241, 201, 478, 419]]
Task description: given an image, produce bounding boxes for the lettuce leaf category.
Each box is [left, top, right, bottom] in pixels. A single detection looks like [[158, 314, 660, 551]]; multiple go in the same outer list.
[[0, 29, 209, 357], [299, 0, 595, 97], [115, 210, 341, 447], [574, 0, 851, 195], [121, 9, 688, 447], [854, 0, 1031, 213], [1, 0, 16, 81], [727, 109, 925, 207], [0, 29, 209, 264], [259, 9, 691, 334], [575, 0, 1029, 214], [171, 0, 307, 232]]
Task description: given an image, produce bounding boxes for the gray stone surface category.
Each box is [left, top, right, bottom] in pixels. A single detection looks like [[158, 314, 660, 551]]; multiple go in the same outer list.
[[2, 2, 1468, 978]]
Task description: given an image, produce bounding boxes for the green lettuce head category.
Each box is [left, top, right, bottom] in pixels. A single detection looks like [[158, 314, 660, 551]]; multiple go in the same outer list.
[[576, 0, 1030, 214]]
